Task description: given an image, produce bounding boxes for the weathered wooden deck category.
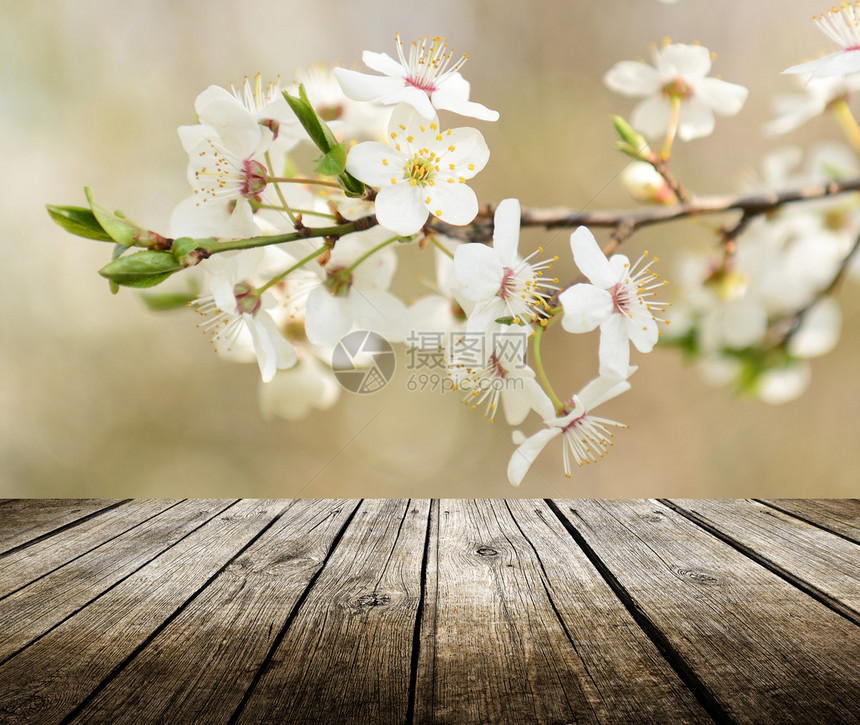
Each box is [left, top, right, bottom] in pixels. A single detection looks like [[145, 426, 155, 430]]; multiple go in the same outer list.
[[0, 499, 857, 724]]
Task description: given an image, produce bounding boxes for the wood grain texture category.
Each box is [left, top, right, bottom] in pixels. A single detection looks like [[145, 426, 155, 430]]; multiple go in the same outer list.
[[552, 499, 860, 724], [501, 499, 711, 723], [0, 499, 292, 725], [0, 499, 178, 598], [418, 498, 637, 724], [762, 499, 860, 543], [69, 498, 359, 724], [0, 499, 236, 663], [0, 500, 125, 553], [666, 499, 860, 617], [236, 498, 428, 725], [0, 499, 857, 724]]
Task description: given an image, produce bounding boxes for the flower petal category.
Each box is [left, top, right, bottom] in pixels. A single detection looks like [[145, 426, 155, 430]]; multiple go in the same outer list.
[[373, 183, 429, 235], [569, 226, 616, 288], [810, 49, 860, 79], [333, 67, 405, 102], [433, 79, 500, 121], [507, 427, 560, 486], [454, 243, 504, 301], [695, 77, 748, 116], [436, 127, 490, 176], [631, 95, 673, 138], [304, 287, 353, 347], [577, 375, 632, 410], [598, 313, 632, 380], [346, 141, 403, 187], [677, 98, 716, 141], [380, 85, 437, 119], [787, 297, 841, 358], [247, 312, 297, 383], [603, 61, 663, 97], [425, 180, 479, 226], [361, 50, 404, 77], [349, 287, 409, 342], [465, 297, 506, 334], [658, 44, 712, 80], [626, 304, 659, 352], [559, 284, 614, 333], [492, 198, 522, 267]]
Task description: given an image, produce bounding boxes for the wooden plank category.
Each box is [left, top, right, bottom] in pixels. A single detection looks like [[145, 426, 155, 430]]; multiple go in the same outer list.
[[0, 499, 236, 663], [501, 499, 711, 722], [416, 499, 667, 724], [235, 499, 428, 725], [666, 499, 860, 618], [0, 500, 180, 598], [0, 500, 125, 553], [762, 499, 860, 543], [553, 499, 860, 724], [68, 499, 359, 724], [0, 499, 292, 725]]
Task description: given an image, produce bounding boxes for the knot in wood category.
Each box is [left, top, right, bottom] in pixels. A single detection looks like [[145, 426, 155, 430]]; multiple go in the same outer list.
[[476, 547, 498, 557], [671, 566, 720, 585], [356, 593, 390, 608]]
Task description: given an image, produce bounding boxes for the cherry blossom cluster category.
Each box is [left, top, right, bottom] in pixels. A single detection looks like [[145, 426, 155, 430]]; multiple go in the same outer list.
[[48, 4, 860, 486]]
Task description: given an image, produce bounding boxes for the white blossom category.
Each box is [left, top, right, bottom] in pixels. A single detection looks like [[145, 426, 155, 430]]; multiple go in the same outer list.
[[334, 34, 499, 121], [785, 2, 860, 79], [604, 43, 748, 141], [454, 198, 559, 333], [303, 227, 409, 347], [765, 74, 860, 136], [345, 104, 489, 235], [507, 377, 631, 486], [191, 249, 297, 382], [559, 226, 668, 380]]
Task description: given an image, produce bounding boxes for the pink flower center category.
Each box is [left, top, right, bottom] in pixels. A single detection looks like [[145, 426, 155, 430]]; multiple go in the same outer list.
[[662, 77, 693, 101], [240, 159, 268, 199], [406, 76, 437, 94], [499, 268, 516, 300], [489, 352, 506, 379], [611, 282, 632, 314], [233, 282, 262, 316], [561, 407, 587, 435]]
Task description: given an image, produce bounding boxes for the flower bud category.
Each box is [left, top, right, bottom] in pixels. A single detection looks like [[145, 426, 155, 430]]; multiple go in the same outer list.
[[98, 249, 182, 288], [612, 115, 649, 159], [622, 162, 677, 204]]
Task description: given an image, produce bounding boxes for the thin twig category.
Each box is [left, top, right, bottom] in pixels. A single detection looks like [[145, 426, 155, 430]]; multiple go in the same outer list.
[[428, 175, 860, 244]]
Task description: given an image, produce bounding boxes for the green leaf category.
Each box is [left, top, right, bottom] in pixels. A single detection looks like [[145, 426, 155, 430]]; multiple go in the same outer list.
[[612, 115, 648, 159], [46, 205, 113, 241], [283, 87, 331, 153], [139, 290, 197, 311], [98, 249, 182, 288], [282, 86, 365, 197], [315, 143, 347, 176], [85, 187, 138, 246]]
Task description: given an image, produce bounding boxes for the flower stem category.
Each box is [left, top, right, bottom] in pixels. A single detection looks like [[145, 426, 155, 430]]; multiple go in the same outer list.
[[346, 234, 401, 272], [831, 98, 860, 153], [198, 216, 376, 255], [257, 245, 329, 295], [430, 235, 455, 260], [256, 204, 338, 220], [266, 176, 343, 189], [264, 151, 297, 224], [532, 325, 564, 412], [661, 96, 682, 160]]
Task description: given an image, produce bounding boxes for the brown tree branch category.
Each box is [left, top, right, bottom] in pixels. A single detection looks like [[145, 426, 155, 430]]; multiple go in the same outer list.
[[428, 175, 860, 244]]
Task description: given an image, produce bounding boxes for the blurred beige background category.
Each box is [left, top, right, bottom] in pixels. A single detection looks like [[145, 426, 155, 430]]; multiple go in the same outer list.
[[2, 0, 859, 498]]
